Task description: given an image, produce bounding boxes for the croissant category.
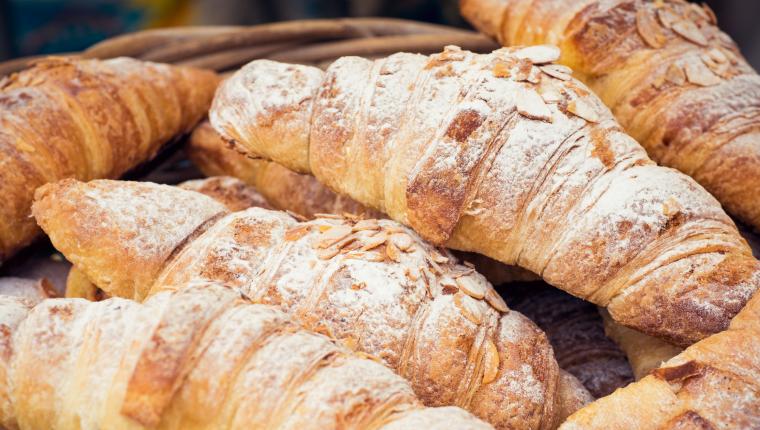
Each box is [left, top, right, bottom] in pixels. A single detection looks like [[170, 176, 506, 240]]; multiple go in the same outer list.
[[209, 47, 760, 346], [460, 0, 760, 233], [599, 309, 682, 381], [0, 281, 493, 430], [187, 120, 384, 219], [33, 178, 587, 430], [563, 290, 760, 429], [188, 121, 537, 282], [0, 56, 218, 262]]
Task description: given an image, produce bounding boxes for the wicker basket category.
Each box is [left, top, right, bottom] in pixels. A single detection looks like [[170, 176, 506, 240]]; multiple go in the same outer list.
[[0, 18, 497, 76]]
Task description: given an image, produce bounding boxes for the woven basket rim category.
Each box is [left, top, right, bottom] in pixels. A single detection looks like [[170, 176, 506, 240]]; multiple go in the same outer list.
[[0, 17, 498, 76]]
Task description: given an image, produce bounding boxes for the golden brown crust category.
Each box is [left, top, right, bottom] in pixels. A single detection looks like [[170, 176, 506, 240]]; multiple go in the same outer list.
[[187, 120, 384, 219], [32, 179, 228, 300], [461, 0, 760, 233], [561, 291, 760, 429], [188, 121, 538, 286], [33, 179, 575, 430], [210, 48, 760, 346], [0, 57, 218, 262], [600, 308, 682, 380], [178, 176, 273, 212], [0, 283, 492, 429]]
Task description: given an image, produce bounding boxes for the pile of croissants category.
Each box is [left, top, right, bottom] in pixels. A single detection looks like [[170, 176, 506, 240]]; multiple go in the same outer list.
[[1, 0, 759, 429]]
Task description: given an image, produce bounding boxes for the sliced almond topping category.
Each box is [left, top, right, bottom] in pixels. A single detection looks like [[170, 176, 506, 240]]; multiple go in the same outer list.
[[317, 247, 340, 260], [316, 225, 353, 249], [672, 20, 709, 46], [492, 62, 511, 78], [708, 48, 728, 63], [652, 73, 667, 89], [318, 225, 332, 233], [334, 234, 357, 250], [657, 8, 679, 29], [315, 213, 345, 220], [361, 232, 388, 251], [512, 60, 532, 82], [427, 257, 443, 275], [422, 267, 438, 297], [431, 252, 449, 265], [540, 64, 572, 81], [662, 196, 682, 217], [451, 267, 476, 279], [665, 63, 687, 85], [386, 241, 401, 263], [405, 266, 420, 281], [285, 225, 311, 242], [540, 86, 563, 103], [351, 282, 367, 290], [363, 252, 385, 262], [567, 98, 599, 123], [390, 233, 413, 252], [482, 339, 500, 385], [485, 287, 509, 313], [517, 89, 553, 122], [456, 276, 486, 299], [353, 219, 380, 231], [440, 277, 459, 295], [512, 45, 561, 64], [455, 293, 484, 325], [684, 59, 721, 86], [526, 66, 542, 84], [464, 207, 485, 217], [636, 8, 667, 48]]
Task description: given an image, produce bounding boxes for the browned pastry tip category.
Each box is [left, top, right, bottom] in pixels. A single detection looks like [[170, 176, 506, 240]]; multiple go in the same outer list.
[[187, 120, 384, 219], [0, 56, 219, 262]]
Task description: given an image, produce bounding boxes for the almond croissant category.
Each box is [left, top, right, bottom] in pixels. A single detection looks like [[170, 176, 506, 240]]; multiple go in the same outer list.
[[187, 122, 537, 283], [0, 56, 218, 262], [33, 178, 581, 430], [460, 0, 760, 233], [209, 47, 760, 346], [0, 282, 492, 430]]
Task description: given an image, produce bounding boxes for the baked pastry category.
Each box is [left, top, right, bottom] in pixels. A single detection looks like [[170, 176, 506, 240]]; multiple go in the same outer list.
[[187, 120, 384, 219], [188, 122, 537, 282], [0, 56, 218, 262], [0, 281, 492, 430], [563, 289, 760, 429], [460, 0, 760, 232], [33, 178, 588, 430], [600, 309, 682, 380], [209, 47, 760, 346]]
